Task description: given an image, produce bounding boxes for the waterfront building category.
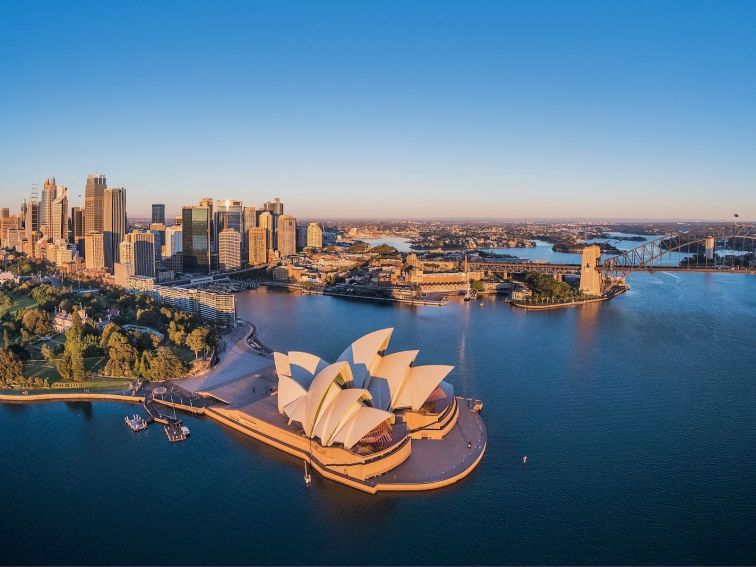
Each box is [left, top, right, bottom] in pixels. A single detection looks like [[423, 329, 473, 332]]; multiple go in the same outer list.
[[218, 228, 241, 270], [247, 227, 268, 265], [182, 205, 211, 273], [84, 232, 106, 270], [120, 231, 156, 277], [199, 328, 485, 493], [103, 187, 126, 270], [151, 203, 165, 225], [307, 222, 324, 248], [258, 211, 275, 261], [277, 214, 297, 258], [296, 224, 308, 251], [84, 174, 106, 236], [141, 284, 236, 327]]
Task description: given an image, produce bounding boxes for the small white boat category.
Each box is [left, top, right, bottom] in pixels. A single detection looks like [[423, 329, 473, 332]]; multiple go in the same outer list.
[[180, 426, 190, 436]]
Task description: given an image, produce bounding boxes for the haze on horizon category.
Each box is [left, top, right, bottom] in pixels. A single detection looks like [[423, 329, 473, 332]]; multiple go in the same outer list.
[[1, 0, 755, 221]]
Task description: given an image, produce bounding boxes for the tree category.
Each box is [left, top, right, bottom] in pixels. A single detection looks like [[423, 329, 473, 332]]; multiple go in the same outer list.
[[21, 308, 53, 336], [56, 311, 86, 382], [103, 331, 138, 377], [0, 291, 12, 314], [145, 347, 188, 380], [186, 327, 210, 360], [0, 348, 24, 387], [168, 321, 187, 346]]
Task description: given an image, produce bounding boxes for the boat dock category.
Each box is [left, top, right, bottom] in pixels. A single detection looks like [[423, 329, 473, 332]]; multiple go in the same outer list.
[[163, 419, 189, 442]]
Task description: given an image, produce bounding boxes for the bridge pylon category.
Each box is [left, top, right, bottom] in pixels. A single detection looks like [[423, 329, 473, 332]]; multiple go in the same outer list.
[[579, 245, 602, 296]]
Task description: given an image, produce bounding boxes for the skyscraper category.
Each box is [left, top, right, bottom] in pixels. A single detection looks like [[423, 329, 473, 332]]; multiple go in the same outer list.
[[84, 174, 106, 236], [120, 231, 156, 277], [50, 187, 69, 242], [84, 232, 105, 270], [182, 205, 211, 273], [71, 206, 85, 254], [247, 227, 268, 265], [258, 211, 275, 261], [307, 222, 324, 248], [103, 187, 127, 270], [163, 225, 183, 257], [263, 197, 284, 248], [243, 206, 256, 231], [277, 214, 297, 257], [39, 177, 56, 238], [151, 203, 166, 225], [218, 228, 241, 270]]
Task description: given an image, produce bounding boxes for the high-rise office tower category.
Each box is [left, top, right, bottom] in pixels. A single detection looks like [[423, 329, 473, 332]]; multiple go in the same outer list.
[[25, 199, 39, 242], [263, 197, 284, 249], [0, 208, 9, 218], [243, 206, 256, 230], [84, 174, 106, 236], [39, 177, 57, 238], [218, 228, 241, 270], [120, 231, 156, 277], [163, 225, 183, 257], [71, 207, 85, 252], [214, 199, 243, 251], [149, 223, 166, 262], [247, 227, 268, 265], [307, 222, 324, 248], [151, 203, 165, 225], [263, 197, 284, 216], [258, 211, 275, 260], [84, 232, 105, 270], [182, 205, 211, 273], [277, 214, 297, 258], [296, 224, 308, 250], [103, 187, 127, 270], [50, 186, 69, 242]]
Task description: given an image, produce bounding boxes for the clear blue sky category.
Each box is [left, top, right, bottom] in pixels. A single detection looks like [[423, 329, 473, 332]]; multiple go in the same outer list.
[[1, 0, 754, 220]]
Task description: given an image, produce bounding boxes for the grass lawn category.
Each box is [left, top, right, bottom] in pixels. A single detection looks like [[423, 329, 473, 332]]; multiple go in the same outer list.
[[172, 345, 198, 364], [7, 293, 36, 315]]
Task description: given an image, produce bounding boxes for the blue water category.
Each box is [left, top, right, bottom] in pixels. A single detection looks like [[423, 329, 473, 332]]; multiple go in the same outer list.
[[2, 273, 756, 565]]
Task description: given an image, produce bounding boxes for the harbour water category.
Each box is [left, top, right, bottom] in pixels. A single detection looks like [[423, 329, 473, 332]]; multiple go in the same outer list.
[[2, 273, 756, 564]]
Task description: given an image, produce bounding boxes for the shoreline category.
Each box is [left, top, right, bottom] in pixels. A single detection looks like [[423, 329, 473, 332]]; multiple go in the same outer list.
[[1, 320, 486, 494], [510, 287, 629, 310]]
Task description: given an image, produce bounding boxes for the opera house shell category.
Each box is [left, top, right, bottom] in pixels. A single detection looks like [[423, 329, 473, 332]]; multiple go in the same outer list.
[[200, 328, 487, 493]]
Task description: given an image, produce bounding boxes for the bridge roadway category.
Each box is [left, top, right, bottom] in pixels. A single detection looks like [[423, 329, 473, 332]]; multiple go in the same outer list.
[[468, 261, 756, 275]]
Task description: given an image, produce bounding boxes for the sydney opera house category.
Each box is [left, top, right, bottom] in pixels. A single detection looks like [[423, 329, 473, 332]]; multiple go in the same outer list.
[[188, 328, 486, 493]]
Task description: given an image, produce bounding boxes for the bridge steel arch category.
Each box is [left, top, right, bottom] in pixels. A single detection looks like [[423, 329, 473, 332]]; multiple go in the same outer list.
[[601, 226, 756, 276]]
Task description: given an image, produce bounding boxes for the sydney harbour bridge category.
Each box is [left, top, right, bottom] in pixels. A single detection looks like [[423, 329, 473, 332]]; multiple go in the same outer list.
[[467, 225, 756, 294]]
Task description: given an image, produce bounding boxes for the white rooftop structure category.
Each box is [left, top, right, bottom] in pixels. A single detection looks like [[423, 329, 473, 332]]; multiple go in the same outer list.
[[274, 328, 453, 450]]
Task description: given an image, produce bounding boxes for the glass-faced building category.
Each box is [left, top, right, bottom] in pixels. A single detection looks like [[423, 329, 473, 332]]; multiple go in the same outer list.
[[182, 206, 211, 273]]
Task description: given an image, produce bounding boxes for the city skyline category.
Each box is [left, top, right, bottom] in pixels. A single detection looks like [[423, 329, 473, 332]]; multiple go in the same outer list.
[[2, 1, 755, 220]]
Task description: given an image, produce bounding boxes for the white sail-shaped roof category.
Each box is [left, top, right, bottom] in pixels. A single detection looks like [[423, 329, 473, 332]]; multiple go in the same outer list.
[[393, 365, 453, 411], [300, 361, 353, 436], [337, 328, 393, 388], [312, 388, 372, 446], [331, 406, 395, 450], [272, 329, 454, 451], [367, 350, 419, 410], [277, 374, 308, 414]]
